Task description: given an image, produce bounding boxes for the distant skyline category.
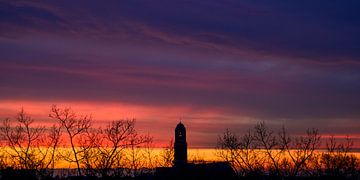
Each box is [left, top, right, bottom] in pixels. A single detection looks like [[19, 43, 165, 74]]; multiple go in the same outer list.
[[1, 1, 360, 147]]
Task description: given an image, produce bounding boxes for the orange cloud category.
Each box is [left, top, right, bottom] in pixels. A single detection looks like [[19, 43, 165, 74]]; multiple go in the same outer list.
[[0, 100, 233, 147]]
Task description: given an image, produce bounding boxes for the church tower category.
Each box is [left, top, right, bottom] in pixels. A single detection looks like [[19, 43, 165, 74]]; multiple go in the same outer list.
[[174, 122, 187, 168]]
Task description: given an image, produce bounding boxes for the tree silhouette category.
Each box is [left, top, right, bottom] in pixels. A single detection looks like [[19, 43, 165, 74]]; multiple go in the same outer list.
[[0, 108, 60, 177], [124, 132, 153, 177], [49, 105, 91, 176], [253, 122, 283, 176], [217, 129, 264, 176], [80, 119, 152, 177], [321, 135, 359, 177], [160, 139, 174, 167], [216, 122, 347, 178], [2, 107, 360, 179], [143, 136, 158, 169], [279, 126, 321, 176]]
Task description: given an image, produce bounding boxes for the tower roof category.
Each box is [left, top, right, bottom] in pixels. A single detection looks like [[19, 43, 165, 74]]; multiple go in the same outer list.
[[175, 121, 185, 130]]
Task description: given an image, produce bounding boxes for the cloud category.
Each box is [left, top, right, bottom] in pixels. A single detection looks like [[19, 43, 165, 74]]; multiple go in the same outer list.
[[2, 1, 360, 64], [1, 1, 360, 147]]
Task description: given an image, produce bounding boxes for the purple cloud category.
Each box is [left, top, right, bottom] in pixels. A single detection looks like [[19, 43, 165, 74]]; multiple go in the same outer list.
[[1, 0, 360, 147]]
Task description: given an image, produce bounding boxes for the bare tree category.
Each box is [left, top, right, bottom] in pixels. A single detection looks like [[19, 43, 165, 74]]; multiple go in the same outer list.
[[80, 127, 102, 176], [82, 119, 141, 177], [0, 148, 8, 170], [0, 108, 60, 177], [279, 126, 321, 176], [217, 122, 324, 178], [44, 125, 62, 170], [77, 119, 154, 178], [49, 105, 91, 176], [160, 139, 174, 167], [102, 119, 137, 171], [124, 132, 153, 177], [217, 129, 264, 176], [143, 136, 158, 169], [321, 135, 359, 177], [253, 122, 283, 176]]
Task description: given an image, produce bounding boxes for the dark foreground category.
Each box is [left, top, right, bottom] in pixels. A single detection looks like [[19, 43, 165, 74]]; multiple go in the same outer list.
[[1, 168, 360, 180]]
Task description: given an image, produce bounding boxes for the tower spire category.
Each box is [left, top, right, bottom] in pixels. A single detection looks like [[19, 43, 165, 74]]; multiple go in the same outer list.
[[174, 122, 187, 168]]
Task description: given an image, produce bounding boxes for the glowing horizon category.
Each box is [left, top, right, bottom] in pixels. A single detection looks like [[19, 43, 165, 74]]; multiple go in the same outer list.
[[1, 100, 360, 148], [1, 146, 360, 169]]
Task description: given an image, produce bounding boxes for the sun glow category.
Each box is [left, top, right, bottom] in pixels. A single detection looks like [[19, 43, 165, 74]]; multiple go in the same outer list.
[[1, 146, 360, 169]]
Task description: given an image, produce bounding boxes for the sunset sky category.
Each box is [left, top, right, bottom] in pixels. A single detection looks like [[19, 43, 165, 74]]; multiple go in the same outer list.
[[1, 1, 360, 148]]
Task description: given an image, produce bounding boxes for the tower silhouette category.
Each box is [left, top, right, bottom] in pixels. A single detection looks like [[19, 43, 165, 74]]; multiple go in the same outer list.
[[174, 122, 187, 168]]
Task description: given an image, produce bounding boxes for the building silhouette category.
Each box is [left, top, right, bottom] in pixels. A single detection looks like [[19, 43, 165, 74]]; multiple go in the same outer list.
[[174, 122, 187, 168], [155, 122, 235, 180]]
